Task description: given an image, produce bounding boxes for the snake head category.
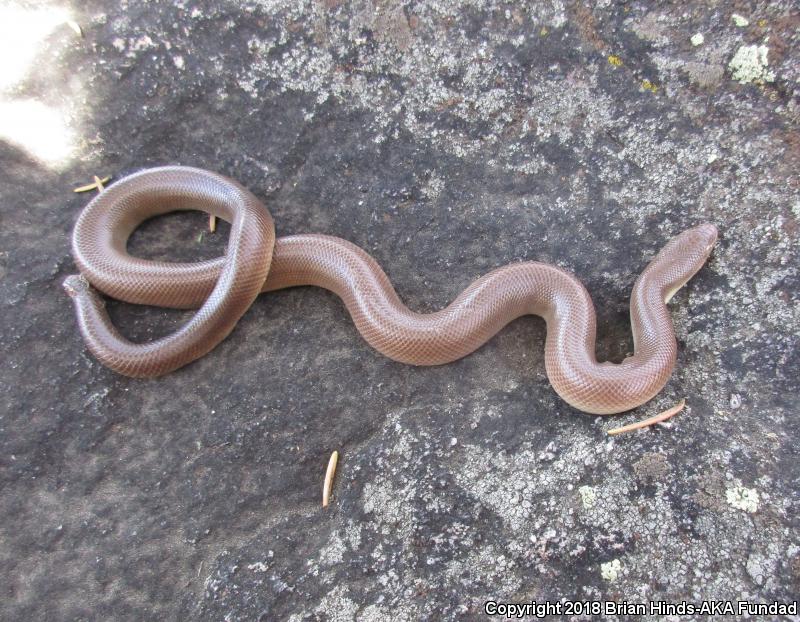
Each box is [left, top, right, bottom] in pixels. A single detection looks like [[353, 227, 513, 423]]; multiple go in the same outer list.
[[691, 223, 719, 258], [662, 222, 718, 263], [654, 223, 718, 303]]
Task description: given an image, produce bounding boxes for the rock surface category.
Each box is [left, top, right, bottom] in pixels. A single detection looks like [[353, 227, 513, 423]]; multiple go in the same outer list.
[[1, 0, 798, 619]]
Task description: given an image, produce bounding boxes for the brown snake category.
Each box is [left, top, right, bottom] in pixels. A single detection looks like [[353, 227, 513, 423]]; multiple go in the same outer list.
[[63, 166, 717, 414]]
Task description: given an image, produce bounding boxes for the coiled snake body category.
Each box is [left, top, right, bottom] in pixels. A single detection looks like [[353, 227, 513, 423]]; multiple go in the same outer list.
[[63, 167, 717, 414]]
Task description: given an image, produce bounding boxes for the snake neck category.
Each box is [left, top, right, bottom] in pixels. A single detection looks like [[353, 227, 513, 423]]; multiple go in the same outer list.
[[547, 225, 717, 414]]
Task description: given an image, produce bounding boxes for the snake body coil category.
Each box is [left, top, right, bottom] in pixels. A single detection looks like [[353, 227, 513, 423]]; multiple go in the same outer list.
[[63, 166, 717, 414]]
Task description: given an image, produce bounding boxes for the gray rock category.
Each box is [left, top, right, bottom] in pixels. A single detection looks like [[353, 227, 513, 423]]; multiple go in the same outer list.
[[1, 0, 798, 620]]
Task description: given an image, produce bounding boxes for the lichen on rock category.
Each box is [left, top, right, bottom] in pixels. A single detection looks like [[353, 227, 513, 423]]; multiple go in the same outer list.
[[729, 44, 775, 84]]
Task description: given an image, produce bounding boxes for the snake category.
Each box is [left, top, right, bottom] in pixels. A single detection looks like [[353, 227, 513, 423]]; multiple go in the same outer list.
[[63, 166, 718, 415]]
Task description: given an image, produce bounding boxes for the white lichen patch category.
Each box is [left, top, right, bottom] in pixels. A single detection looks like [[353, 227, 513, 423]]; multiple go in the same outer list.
[[445, 544, 523, 596], [421, 172, 445, 201], [362, 474, 417, 539], [578, 485, 596, 509], [726, 484, 760, 513], [319, 531, 346, 566], [453, 437, 598, 532], [731, 13, 750, 28], [690, 33, 704, 46], [601, 559, 623, 582], [290, 584, 360, 622], [728, 44, 775, 84]]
